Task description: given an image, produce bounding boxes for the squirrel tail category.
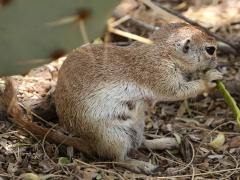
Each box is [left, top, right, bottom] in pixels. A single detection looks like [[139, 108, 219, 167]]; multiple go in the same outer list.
[[0, 78, 91, 155]]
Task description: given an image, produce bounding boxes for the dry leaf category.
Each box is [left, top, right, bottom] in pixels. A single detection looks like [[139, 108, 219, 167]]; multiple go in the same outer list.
[[18, 173, 40, 180], [209, 132, 225, 150], [229, 136, 240, 148]]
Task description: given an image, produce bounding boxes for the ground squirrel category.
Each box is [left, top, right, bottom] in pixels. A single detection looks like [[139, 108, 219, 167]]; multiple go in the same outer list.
[[55, 23, 223, 174]]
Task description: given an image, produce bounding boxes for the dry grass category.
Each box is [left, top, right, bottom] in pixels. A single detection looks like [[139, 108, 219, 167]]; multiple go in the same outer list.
[[1, 0, 240, 179]]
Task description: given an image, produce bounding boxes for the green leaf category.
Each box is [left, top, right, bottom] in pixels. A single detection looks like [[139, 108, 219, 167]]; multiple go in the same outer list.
[[58, 157, 71, 166], [95, 174, 103, 180], [93, 37, 104, 44]]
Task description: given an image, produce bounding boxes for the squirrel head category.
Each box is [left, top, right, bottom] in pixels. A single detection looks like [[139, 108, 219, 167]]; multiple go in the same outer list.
[[150, 23, 217, 73]]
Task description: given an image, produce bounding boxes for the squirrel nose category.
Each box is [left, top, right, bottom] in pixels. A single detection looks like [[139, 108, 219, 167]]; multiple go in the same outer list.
[[205, 46, 215, 55]]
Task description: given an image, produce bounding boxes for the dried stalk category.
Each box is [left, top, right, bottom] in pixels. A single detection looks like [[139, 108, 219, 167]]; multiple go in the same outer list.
[[140, 0, 239, 55]]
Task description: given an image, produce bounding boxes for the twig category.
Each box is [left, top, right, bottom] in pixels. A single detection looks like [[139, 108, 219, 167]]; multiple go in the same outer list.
[[112, 13, 159, 31], [231, 21, 240, 26], [223, 152, 239, 179], [108, 26, 153, 44], [191, 165, 195, 180], [159, 5, 238, 53], [216, 81, 240, 127], [195, 120, 234, 157], [173, 138, 195, 173], [42, 124, 59, 167], [0, 130, 18, 137], [74, 159, 125, 180], [110, 15, 131, 28], [156, 167, 240, 179], [128, 16, 159, 31], [140, 0, 239, 54], [0, 174, 13, 178], [218, 42, 239, 55], [109, 5, 158, 43], [18, 102, 54, 127], [138, 0, 178, 22], [156, 151, 184, 165], [175, 121, 240, 135], [0, 78, 93, 154]]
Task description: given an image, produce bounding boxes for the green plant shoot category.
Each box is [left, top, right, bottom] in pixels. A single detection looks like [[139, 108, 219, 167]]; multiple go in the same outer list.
[[217, 81, 240, 127]]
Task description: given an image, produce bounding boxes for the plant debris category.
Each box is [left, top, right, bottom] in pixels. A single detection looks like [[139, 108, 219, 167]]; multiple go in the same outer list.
[[0, 0, 240, 179]]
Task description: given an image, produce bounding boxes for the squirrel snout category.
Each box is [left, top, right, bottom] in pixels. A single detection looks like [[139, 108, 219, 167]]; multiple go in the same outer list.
[[209, 59, 217, 68]]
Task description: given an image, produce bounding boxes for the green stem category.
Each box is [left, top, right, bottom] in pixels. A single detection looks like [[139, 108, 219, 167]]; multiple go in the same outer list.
[[216, 81, 240, 127]]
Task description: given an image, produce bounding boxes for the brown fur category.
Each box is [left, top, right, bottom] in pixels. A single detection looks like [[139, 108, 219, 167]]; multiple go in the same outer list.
[[55, 23, 222, 173]]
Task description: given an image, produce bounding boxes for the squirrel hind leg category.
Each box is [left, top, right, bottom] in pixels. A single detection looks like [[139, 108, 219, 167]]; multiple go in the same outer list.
[[95, 125, 139, 160], [95, 125, 158, 174]]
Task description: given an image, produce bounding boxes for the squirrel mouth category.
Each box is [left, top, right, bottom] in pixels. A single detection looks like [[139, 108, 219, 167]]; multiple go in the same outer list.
[[209, 60, 217, 68], [201, 61, 217, 72], [202, 65, 219, 73]]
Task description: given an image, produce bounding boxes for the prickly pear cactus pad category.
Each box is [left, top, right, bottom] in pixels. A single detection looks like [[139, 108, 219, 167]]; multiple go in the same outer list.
[[0, 0, 119, 75]]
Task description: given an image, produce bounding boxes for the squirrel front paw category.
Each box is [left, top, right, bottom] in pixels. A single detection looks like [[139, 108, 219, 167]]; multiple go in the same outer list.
[[203, 69, 223, 90]]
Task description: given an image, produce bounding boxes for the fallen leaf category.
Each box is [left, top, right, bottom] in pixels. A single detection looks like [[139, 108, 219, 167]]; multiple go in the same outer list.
[[18, 173, 40, 180], [58, 157, 71, 166], [95, 174, 103, 180], [229, 136, 240, 148], [209, 132, 225, 150]]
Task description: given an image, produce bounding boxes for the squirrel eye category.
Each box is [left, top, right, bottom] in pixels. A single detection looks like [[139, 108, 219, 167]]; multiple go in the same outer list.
[[205, 46, 215, 55], [183, 39, 190, 53]]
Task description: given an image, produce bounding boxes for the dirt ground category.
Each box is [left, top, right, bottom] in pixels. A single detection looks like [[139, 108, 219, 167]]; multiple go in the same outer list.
[[0, 0, 240, 179]]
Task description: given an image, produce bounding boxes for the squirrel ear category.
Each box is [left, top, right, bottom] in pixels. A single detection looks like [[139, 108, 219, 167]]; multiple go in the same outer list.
[[183, 39, 190, 53]]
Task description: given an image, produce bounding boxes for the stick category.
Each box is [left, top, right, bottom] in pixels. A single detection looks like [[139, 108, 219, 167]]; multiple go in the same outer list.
[[159, 5, 238, 53], [108, 26, 153, 44], [112, 13, 159, 31], [0, 78, 92, 155], [140, 0, 239, 55]]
